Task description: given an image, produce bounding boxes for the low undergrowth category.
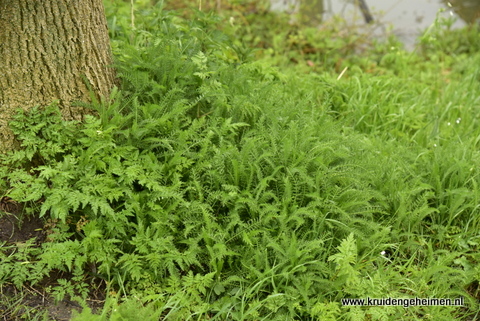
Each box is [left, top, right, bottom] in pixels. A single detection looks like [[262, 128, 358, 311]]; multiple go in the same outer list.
[[1, 1, 480, 320]]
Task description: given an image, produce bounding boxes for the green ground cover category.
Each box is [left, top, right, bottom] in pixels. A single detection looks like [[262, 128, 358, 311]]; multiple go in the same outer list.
[[1, 1, 479, 320]]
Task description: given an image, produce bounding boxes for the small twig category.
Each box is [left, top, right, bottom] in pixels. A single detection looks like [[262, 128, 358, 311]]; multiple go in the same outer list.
[[85, 298, 106, 304], [23, 284, 46, 300], [199, 110, 213, 118], [337, 66, 348, 80]]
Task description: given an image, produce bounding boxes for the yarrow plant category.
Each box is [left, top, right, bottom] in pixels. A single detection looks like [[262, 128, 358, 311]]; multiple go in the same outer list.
[[0, 1, 479, 321]]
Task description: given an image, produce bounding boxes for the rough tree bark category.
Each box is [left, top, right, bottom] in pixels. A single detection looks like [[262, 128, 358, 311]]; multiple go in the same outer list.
[[0, 0, 116, 152]]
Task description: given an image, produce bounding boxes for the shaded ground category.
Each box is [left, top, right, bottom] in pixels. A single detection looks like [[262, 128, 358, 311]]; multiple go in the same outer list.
[[0, 198, 104, 321]]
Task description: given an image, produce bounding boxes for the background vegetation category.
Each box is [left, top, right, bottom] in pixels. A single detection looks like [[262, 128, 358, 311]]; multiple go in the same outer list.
[[1, 0, 480, 320]]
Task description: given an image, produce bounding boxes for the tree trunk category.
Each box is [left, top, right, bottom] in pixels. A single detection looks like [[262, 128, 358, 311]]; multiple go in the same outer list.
[[0, 0, 116, 152]]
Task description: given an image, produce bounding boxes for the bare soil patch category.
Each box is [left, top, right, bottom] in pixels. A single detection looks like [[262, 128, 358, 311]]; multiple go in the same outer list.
[[0, 200, 104, 320]]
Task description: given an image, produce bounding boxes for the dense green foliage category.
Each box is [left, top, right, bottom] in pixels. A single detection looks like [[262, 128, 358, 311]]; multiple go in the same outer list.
[[1, 1, 480, 320]]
